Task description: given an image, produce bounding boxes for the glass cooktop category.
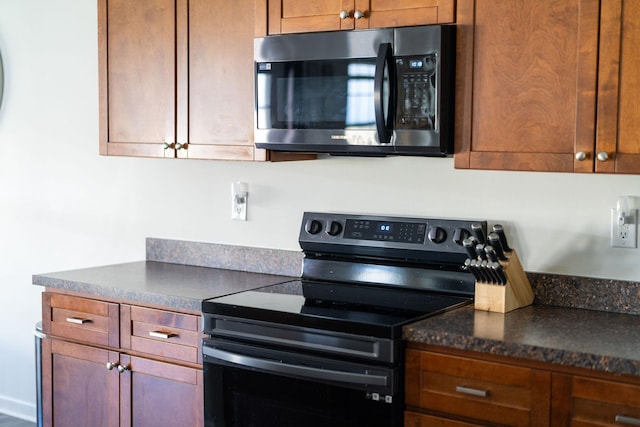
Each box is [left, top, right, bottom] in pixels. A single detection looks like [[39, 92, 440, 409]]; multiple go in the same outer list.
[[202, 280, 471, 339]]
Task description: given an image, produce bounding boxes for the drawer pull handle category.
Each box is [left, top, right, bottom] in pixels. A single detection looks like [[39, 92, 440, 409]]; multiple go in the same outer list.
[[455, 385, 489, 398], [149, 331, 177, 340], [66, 317, 91, 325], [616, 415, 640, 426]]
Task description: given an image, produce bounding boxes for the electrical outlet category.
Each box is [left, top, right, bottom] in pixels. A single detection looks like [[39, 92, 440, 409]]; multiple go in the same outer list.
[[231, 182, 248, 221], [611, 208, 637, 248]]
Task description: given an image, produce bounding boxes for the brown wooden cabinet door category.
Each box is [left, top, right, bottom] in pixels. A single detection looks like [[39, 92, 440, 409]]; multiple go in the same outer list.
[[120, 355, 204, 427], [596, 0, 640, 174], [454, 0, 600, 172], [98, 0, 180, 158], [267, 0, 455, 34], [268, 0, 355, 34], [187, 0, 256, 160], [43, 339, 120, 427], [551, 374, 640, 426], [367, 0, 455, 29], [99, 0, 263, 160]]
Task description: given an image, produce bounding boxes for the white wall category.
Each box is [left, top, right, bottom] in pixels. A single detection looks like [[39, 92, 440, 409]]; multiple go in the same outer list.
[[1, 0, 639, 421]]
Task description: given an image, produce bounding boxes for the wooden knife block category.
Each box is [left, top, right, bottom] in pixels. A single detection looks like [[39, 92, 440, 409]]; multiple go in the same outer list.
[[474, 250, 534, 313]]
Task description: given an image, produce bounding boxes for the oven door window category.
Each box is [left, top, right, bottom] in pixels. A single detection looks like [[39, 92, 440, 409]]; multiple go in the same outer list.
[[204, 364, 399, 427], [256, 59, 388, 131], [203, 341, 402, 427]]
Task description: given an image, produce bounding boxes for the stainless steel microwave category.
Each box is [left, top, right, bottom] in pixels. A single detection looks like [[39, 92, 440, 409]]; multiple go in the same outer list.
[[253, 25, 455, 156]]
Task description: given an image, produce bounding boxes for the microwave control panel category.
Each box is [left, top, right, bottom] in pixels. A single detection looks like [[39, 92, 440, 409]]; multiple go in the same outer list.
[[395, 54, 437, 131]]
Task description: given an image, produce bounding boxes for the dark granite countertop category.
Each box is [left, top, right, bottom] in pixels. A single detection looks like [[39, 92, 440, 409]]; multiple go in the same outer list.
[[33, 260, 296, 312], [33, 238, 640, 378], [404, 304, 640, 378]]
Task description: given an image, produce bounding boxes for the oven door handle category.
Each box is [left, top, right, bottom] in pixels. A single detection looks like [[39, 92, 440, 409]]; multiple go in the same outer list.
[[203, 346, 389, 387]]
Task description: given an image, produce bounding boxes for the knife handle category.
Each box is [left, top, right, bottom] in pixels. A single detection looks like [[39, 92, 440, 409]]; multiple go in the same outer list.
[[475, 244, 487, 260], [487, 233, 508, 261], [471, 259, 489, 283], [463, 237, 478, 259], [492, 224, 512, 252], [484, 245, 498, 263], [491, 261, 507, 285], [464, 258, 480, 281], [471, 223, 486, 244]]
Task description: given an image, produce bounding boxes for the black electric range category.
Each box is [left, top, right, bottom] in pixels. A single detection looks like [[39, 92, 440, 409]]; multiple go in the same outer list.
[[201, 212, 486, 427]]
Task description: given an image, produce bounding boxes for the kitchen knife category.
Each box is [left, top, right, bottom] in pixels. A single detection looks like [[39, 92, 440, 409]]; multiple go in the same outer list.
[[475, 244, 487, 260], [491, 261, 507, 285], [464, 258, 481, 282], [484, 245, 498, 263], [487, 233, 508, 261], [471, 223, 486, 244], [469, 259, 482, 282], [481, 260, 498, 284], [463, 237, 478, 259], [474, 259, 491, 283], [492, 224, 512, 252]]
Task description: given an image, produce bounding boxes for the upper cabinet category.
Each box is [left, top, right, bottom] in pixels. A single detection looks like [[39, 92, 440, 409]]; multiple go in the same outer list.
[[455, 0, 640, 174], [595, 0, 640, 174], [263, 0, 455, 35], [99, 0, 272, 160], [454, 0, 599, 173]]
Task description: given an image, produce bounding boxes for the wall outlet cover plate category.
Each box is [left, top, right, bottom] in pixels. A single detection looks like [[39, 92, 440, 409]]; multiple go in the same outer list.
[[611, 208, 638, 248]]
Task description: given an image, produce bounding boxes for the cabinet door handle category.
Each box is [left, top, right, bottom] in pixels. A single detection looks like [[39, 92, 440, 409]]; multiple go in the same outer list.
[[354, 10, 365, 19], [66, 317, 91, 325], [616, 415, 640, 426], [597, 151, 609, 162], [455, 385, 489, 397], [117, 363, 130, 373], [149, 331, 177, 340], [339, 10, 350, 19]]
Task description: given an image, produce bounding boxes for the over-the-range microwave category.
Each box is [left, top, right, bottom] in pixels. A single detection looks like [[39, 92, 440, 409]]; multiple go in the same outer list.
[[253, 25, 455, 157]]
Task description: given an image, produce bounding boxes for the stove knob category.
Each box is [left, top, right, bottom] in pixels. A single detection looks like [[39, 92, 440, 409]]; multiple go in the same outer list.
[[305, 219, 323, 235], [428, 226, 447, 244], [327, 221, 343, 236], [452, 228, 471, 246]]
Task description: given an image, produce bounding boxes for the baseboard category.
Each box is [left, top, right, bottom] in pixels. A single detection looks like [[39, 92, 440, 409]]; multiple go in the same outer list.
[[0, 395, 36, 423]]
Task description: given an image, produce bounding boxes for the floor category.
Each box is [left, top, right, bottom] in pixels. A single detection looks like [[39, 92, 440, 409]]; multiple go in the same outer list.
[[0, 414, 36, 427]]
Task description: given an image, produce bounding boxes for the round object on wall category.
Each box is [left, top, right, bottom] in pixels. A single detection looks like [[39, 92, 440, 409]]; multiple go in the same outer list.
[[0, 49, 3, 110]]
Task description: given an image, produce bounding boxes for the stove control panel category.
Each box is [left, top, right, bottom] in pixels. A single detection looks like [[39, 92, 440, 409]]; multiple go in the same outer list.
[[344, 219, 427, 244], [299, 212, 487, 260]]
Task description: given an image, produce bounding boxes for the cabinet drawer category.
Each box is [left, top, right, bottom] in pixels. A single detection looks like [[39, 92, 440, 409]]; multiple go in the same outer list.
[[405, 410, 482, 426], [570, 376, 640, 426], [42, 292, 119, 347], [405, 349, 550, 427], [121, 305, 201, 364]]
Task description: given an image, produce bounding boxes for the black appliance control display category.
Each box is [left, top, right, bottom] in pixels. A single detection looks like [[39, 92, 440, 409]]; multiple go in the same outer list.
[[395, 54, 437, 131], [344, 219, 427, 243]]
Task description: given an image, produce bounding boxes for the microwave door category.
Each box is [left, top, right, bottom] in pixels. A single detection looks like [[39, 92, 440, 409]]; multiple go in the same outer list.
[[374, 43, 396, 144]]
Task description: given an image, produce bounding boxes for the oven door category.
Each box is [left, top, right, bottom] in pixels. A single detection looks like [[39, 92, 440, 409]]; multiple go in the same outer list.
[[203, 338, 403, 427]]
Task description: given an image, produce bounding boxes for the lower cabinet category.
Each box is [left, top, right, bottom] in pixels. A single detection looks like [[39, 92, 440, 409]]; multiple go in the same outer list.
[[41, 292, 203, 427], [406, 347, 640, 427], [551, 374, 640, 426], [405, 349, 550, 426]]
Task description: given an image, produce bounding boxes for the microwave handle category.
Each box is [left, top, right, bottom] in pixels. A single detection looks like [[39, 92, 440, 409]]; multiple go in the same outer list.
[[374, 42, 395, 144]]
